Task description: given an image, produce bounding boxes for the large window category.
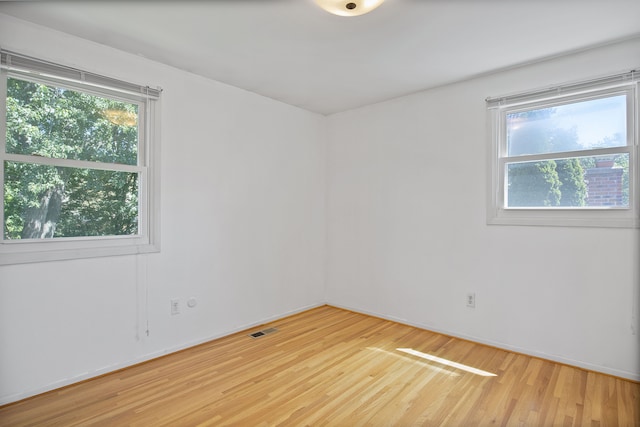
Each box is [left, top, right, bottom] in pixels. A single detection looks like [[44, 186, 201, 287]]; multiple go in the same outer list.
[[0, 50, 161, 264], [487, 71, 638, 227]]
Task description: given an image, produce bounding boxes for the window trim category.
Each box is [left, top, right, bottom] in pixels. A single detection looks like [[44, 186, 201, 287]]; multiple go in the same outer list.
[[0, 50, 161, 265], [487, 71, 639, 228]]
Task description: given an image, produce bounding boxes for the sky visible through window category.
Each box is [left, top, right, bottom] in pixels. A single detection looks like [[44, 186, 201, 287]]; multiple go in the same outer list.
[[553, 95, 626, 148], [507, 95, 626, 156]]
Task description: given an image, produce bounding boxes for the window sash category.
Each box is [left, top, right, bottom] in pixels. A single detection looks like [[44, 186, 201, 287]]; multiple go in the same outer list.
[[2, 164, 148, 243], [497, 88, 634, 155], [5, 73, 147, 166], [502, 154, 631, 210]]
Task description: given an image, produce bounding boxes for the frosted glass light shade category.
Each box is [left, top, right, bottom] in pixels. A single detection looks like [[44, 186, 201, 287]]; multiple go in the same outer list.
[[315, 0, 384, 17]]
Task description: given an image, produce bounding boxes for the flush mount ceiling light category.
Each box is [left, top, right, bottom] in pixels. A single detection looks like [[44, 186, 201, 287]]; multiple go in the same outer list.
[[315, 0, 385, 17]]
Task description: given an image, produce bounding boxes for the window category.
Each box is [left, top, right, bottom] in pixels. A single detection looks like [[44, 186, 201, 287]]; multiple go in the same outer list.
[[487, 71, 638, 227], [0, 50, 161, 264]]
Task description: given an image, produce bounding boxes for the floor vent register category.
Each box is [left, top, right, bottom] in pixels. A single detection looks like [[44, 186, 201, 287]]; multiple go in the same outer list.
[[248, 327, 279, 339]]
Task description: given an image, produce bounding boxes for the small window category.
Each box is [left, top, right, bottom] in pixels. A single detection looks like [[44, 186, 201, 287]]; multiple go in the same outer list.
[[0, 50, 161, 264], [487, 72, 638, 227]]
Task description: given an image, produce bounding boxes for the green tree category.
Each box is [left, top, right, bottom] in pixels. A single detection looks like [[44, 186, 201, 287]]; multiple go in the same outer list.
[[614, 154, 629, 206], [508, 161, 562, 207], [4, 78, 139, 239], [556, 158, 586, 207]]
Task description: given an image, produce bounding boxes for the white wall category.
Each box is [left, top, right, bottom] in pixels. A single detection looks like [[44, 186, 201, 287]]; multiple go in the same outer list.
[[0, 15, 327, 404], [326, 37, 640, 380], [1, 13, 639, 407]]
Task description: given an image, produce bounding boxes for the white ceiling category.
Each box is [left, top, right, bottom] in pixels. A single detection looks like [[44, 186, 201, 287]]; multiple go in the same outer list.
[[1, 0, 639, 115]]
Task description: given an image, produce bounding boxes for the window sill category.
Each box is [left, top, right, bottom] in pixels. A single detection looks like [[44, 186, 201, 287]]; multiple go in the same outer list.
[[0, 237, 159, 265], [487, 208, 639, 228]]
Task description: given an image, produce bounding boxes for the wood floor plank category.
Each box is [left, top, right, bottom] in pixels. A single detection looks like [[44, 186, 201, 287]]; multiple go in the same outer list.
[[1, 305, 638, 426]]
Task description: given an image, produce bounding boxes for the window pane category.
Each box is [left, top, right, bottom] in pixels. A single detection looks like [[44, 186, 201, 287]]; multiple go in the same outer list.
[[4, 161, 138, 239], [506, 154, 629, 208], [506, 95, 627, 156], [6, 77, 139, 165]]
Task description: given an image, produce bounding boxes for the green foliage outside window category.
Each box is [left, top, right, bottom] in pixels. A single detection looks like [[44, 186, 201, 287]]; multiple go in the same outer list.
[[507, 161, 562, 207], [4, 78, 140, 239]]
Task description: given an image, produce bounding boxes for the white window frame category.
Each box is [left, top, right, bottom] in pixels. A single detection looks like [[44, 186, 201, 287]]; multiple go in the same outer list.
[[0, 50, 161, 265], [487, 70, 639, 228]]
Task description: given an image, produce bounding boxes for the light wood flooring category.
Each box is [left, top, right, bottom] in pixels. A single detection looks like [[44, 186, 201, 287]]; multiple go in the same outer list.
[[1, 305, 638, 426]]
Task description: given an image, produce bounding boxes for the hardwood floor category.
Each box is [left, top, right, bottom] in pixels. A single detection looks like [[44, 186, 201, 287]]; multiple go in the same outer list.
[[1, 305, 638, 426]]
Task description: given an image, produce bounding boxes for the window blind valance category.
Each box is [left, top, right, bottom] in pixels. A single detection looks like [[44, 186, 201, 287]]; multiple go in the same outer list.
[[0, 49, 162, 99], [486, 69, 638, 109]]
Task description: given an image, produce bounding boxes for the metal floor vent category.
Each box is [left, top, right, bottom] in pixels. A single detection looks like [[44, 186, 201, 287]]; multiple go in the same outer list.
[[249, 327, 279, 339]]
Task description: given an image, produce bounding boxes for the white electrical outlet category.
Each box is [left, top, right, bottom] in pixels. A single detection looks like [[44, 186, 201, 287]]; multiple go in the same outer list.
[[171, 299, 180, 315], [466, 293, 476, 308]]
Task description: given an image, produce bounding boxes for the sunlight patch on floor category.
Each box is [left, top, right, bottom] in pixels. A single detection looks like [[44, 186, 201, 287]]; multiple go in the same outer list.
[[396, 348, 497, 377], [366, 347, 460, 377]]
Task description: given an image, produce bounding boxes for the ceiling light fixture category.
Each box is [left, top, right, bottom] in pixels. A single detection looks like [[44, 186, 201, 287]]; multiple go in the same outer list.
[[315, 0, 385, 17]]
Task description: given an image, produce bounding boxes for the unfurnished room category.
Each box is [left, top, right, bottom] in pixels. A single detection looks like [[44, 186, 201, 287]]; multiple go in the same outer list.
[[0, 0, 639, 425]]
